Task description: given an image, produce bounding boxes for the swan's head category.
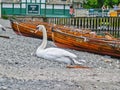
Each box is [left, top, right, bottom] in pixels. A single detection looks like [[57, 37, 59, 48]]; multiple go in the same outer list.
[[36, 25, 44, 31]]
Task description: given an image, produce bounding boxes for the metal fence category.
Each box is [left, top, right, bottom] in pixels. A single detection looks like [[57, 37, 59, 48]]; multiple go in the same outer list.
[[47, 17, 120, 37]]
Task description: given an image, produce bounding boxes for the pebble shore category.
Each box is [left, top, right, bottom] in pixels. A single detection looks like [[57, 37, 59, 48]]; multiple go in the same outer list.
[[0, 19, 120, 90]]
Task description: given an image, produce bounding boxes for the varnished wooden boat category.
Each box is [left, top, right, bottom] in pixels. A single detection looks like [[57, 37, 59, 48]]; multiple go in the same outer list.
[[10, 19, 53, 40], [10, 19, 75, 40], [10, 19, 85, 40], [52, 28, 120, 58]]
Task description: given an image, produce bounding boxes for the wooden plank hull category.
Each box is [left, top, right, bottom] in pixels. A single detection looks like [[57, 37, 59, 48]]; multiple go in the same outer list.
[[10, 19, 87, 40], [52, 29, 120, 58], [10, 20, 52, 40]]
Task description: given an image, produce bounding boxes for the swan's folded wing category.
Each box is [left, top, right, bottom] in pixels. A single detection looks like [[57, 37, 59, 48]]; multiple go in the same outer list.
[[44, 48, 77, 58]]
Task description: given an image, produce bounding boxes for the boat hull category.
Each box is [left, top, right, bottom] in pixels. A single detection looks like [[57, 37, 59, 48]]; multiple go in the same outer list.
[[10, 20, 52, 40], [52, 29, 120, 58]]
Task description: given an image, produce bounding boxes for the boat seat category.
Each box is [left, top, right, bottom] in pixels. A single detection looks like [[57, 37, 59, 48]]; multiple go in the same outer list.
[[104, 32, 116, 40]]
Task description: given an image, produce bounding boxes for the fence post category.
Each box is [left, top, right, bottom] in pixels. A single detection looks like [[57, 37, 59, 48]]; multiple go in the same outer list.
[[0, 0, 1, 18]]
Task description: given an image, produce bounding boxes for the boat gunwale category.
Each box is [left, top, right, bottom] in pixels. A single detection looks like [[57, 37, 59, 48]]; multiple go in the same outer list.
[[52, 29, 120, 45]]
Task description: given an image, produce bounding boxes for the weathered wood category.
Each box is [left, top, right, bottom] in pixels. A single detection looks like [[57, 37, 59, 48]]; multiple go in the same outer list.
[[10, 19, 90, 40], [52, 28, 120, 58]]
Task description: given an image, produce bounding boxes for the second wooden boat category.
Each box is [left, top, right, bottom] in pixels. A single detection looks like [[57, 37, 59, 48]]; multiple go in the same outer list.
[[52, 28, 120, 58]]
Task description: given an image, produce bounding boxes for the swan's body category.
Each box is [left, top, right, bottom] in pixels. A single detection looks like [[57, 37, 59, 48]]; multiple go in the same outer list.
[[36, 25, 83, 65], [0, 24, 6, 31]]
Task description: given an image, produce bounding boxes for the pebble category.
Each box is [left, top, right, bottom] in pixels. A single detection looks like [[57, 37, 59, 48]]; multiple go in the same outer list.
[[0, 18, 120, 90]]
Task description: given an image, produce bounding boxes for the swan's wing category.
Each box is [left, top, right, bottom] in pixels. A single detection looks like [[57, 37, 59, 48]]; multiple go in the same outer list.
[[44, 48, 77, 58], [44, 48, 83, 65], [37, 48, 83, 65]]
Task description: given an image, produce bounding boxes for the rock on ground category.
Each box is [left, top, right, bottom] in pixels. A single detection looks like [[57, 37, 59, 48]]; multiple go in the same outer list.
[[0, 18, 120, 90]]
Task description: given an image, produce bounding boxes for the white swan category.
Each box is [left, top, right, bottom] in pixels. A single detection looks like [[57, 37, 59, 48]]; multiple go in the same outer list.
[[0, 24, 6, 31], [35, 25, 87, 68]]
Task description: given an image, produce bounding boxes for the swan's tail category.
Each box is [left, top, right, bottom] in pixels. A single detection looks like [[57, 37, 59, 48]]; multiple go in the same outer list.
[[68, 59, 91, 69]]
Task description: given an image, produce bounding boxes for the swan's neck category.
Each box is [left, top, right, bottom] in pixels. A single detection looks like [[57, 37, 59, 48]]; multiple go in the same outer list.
[[36, 26, 47, 52]]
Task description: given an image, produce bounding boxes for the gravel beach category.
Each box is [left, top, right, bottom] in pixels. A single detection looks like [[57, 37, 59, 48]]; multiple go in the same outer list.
[[0, 18, 120, 90]]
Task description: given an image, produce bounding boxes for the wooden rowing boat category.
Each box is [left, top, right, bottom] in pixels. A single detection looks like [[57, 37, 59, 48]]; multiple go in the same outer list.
[[10, 19, 74, 40], [10, 19, 85, 40], [10, 19, 53, 40], [52, 28, 120, 58]]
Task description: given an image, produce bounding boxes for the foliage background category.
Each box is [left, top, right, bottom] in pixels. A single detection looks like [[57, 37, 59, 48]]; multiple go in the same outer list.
[[83, 0, 120, 8]]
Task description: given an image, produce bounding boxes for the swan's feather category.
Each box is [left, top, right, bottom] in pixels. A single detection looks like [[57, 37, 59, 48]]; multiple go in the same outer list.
[[44, 47, 77, 58]]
